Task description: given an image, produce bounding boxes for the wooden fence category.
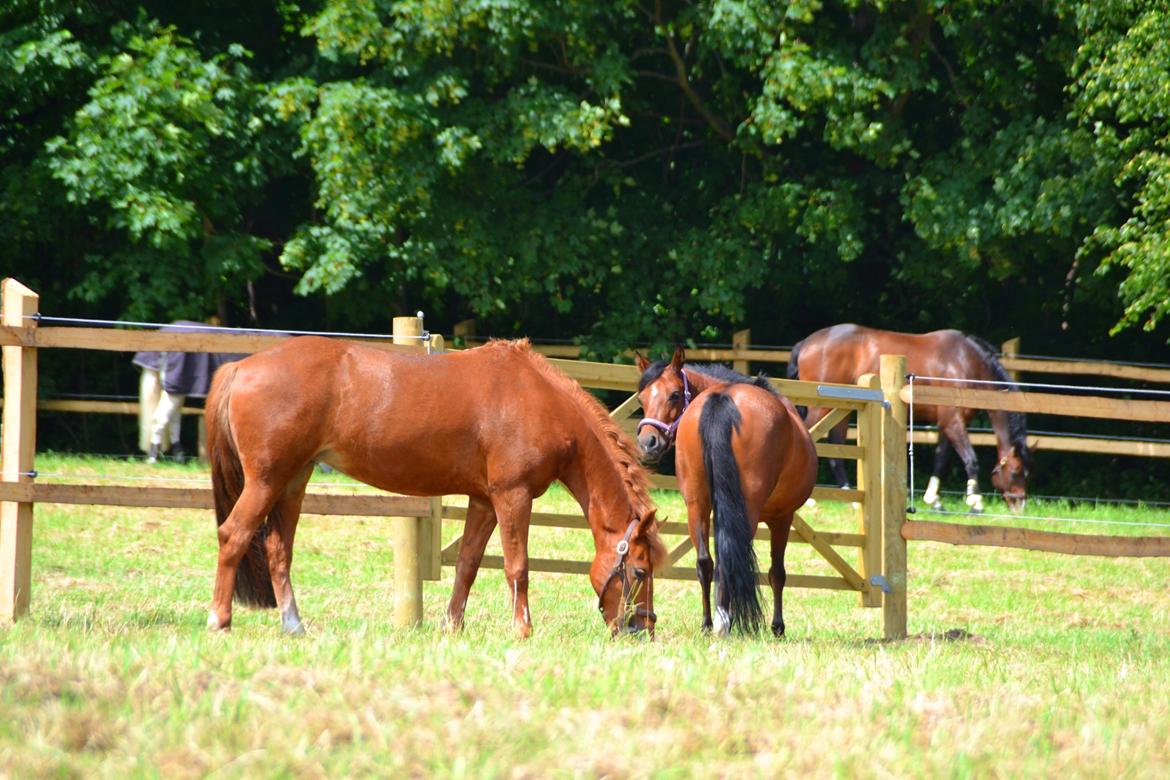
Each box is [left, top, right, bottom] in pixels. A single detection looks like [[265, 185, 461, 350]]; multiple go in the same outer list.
[[6, 279, 1167, 639], [0, 279, 909, 639]]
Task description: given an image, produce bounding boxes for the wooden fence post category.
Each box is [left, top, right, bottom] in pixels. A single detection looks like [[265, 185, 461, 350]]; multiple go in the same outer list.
[[880, 354, 908, 639], [1001, 337, 1021, 383], [391, 314, 425, 627], [856, 373, 883, 608], [732, 329, 750, 375], [2, 279, 39, 623]]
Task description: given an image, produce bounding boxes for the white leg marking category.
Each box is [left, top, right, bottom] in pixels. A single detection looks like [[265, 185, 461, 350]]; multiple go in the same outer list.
[[922, 476, 941, 506], [713, 607, 730, 637], [207, 609, 221, 631]]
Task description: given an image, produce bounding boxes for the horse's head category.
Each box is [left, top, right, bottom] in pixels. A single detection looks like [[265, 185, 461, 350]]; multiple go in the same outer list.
[[592, 509, 667, 636], [990, 446, 1030, 513], [634, 347, 689, 465]]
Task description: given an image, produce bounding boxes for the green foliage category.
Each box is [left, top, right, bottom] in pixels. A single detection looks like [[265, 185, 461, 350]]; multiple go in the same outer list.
[[1070, 4, 1170, 333], [43, 18, 281, 318], [1, 0, 1169, 351]]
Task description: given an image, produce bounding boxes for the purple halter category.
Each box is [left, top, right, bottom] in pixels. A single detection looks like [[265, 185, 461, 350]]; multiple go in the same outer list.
[[636, 368, 692, 443]]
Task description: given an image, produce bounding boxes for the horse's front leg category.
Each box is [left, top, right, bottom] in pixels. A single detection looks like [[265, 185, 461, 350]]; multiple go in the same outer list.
[[942, 413, 982, 513], [493, 489, 535, 638], [444, 497, 498, 632]]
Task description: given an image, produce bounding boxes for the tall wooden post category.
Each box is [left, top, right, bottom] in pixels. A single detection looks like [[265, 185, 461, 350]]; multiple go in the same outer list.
[[2, 279, 39, 623], [856, 373, 883, 608], [732, 329, 750, 375], [1001, 337, 1021, 383], [391, 315, 425, 627], [880, 355, 908, 639]]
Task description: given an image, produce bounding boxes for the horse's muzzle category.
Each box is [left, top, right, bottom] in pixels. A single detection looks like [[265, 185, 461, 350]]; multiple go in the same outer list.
[[1004, 493, 1027, 514], [637, 434, 668, 466]]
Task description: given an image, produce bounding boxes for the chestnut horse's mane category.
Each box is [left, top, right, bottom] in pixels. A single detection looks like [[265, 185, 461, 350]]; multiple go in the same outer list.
[[488, 339, 655, 520]]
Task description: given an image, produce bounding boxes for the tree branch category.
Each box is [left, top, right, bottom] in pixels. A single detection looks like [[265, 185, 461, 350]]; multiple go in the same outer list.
[[655, 0, 736, 143]]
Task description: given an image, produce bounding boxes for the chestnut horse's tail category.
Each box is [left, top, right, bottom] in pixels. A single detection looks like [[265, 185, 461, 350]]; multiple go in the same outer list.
[[699, 392, 764, 633], [206, 361, 276, 608]]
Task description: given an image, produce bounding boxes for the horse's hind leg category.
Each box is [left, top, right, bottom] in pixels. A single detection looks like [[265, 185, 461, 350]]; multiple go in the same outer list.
[[264, 465, 313, 635], [685, 497, 715, 633], [766, 515, 793, 637], [444, 497, 498, 632], [209, 482, 281, 631], [828, 421, 851, 489], [922, 436, 952, 510]]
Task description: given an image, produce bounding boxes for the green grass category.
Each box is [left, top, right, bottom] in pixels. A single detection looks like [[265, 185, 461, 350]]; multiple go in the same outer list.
[[2, 454, 1169, 777]]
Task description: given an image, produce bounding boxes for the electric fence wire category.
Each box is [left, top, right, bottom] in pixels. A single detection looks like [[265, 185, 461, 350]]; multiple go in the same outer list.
[[26, 314, 431, 341]]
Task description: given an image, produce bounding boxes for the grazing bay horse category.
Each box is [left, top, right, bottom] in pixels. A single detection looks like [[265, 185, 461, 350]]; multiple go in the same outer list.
[[635, 349, 816, 636], [205, 337, 666, 637], [788, 324, 1031, 513]]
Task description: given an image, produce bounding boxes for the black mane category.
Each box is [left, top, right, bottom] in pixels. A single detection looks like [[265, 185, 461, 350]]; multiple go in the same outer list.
[[965, 334, 1032, 468], [637, 360, 778, 397]]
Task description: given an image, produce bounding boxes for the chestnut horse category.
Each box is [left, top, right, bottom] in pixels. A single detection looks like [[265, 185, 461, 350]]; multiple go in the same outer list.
[[789, 324, 1031, 513], [635, 349, 816, 636], [205, 337, 665, 637]]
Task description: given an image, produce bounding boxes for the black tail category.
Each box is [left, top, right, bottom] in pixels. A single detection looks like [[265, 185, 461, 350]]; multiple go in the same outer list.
[[206, 362, 276, 607], [787, 339, 807, 420], [699, 392, 763, 633]]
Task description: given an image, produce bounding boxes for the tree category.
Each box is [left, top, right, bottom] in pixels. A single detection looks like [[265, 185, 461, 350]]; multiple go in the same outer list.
[[2, 0, 1168, 354]]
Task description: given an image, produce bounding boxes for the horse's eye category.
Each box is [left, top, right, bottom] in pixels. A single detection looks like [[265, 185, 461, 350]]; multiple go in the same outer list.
[[632, 567, 647, 581], [669, 391, 681, 402]]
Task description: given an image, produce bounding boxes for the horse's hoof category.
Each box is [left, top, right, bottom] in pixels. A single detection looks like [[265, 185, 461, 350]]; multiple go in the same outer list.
[[206, 610, 230, 632], [282, 619, 306, 636], [771, 622, 786, 638], [930, 501, 942, 512], [968, 506, 984, 515], [713, 607, 730, 637]]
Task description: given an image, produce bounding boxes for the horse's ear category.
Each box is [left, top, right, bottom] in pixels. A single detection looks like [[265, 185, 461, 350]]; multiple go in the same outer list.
[[635, 351, 650, 372], [670, 346, 685, 371]]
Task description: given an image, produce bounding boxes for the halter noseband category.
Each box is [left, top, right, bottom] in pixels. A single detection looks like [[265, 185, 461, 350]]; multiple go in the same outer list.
[[636, 368, 692, 443], [597, 518, 656, 630]]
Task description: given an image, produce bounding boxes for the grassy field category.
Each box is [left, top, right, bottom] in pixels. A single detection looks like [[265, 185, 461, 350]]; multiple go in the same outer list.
[[2, 454, 1169, 778]]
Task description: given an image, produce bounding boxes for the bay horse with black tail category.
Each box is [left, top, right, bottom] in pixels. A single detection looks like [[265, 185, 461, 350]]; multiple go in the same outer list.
[[635, 349, 816, 636], [205, 337, 665, 637], [788, 324, 1031, 513]]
